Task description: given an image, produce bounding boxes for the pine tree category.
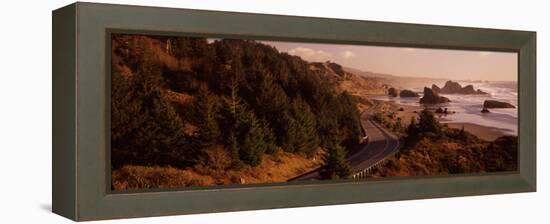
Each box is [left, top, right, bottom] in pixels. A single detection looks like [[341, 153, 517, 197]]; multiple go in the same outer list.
[[285, 97, 320, 155], [418, 109, 441, 135], [280, 112, 299, 152], [223, 77, 244, 119], [261, 119, 278, 154], [238, 111, 266, 166], [194, 86, 221, 148], [220, 76, 245, 139], [394, 117, 403, 133], [404, 116, 421, 148], [111, 50, 203, 168], [111, 66, 144, 144], [256, 72, 289, 117], [320, 142, 352, 180], [316, 99, 341, 148], [220, 78, 268, 167], [227, 132, 243, 168], [336, 91, 363, 143]]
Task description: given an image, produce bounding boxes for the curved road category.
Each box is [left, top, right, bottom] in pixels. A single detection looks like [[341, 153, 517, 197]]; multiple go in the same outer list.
[[289, 108, 400, 181]]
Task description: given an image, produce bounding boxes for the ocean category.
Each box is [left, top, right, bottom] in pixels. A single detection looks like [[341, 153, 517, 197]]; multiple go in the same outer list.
[[374, 81, 518, 135]]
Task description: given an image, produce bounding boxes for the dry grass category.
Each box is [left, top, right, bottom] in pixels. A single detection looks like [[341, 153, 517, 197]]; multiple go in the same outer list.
[[111, 165, 214, 190], [112, 146, 325, 190]]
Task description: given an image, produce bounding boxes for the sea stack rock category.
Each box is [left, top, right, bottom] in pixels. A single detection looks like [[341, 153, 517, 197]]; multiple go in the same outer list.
[[432, 84, 441, 94], [462, 85, 476, 93], [388, 87, 398, 97], [483, 100, 515, 108], [399, 89, 419, 97], [441, 81, 463, 93], [439, 81, 487, 94], [420, 87, 451, 104]]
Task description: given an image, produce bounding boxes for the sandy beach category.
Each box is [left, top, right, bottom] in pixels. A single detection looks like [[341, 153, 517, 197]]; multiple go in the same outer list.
[[444, 122, 509, 141]]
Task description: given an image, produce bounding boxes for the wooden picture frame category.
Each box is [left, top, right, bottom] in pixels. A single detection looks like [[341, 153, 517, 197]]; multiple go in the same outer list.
[[53, 2, 536, 221]]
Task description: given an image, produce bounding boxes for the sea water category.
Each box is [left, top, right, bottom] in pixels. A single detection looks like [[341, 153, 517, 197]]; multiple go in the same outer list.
[[373, 81, 518, 135]]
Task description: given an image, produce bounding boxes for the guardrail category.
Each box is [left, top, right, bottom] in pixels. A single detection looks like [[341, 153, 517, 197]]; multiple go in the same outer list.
[[351, 149, 398, 179]]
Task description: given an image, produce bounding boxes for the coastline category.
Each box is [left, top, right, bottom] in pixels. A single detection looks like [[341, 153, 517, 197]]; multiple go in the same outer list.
[[366, 95, 513, 142], [443, 122, 510, 141]]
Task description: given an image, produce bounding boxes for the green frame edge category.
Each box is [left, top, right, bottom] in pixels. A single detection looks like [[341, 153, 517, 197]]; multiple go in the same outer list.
[[52, 2, 536, 221]]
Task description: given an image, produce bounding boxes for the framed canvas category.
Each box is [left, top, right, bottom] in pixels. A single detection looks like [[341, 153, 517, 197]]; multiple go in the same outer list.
[[52, 2, 536, 221]]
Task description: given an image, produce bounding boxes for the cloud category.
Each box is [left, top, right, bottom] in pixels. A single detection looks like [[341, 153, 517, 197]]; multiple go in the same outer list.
[[288, 47, 332, 62], [340, 50, 356, 59]]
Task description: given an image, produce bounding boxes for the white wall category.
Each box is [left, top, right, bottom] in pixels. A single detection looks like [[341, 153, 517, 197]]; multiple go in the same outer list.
[[0, 0, 547, 223]]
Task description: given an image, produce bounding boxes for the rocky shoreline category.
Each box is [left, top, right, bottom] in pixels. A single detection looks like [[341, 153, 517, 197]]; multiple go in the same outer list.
[[366, 96, 512, 141]]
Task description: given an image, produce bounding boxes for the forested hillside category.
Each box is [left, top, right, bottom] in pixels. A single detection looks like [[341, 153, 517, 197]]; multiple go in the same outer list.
[[110, 34, 367, 187]]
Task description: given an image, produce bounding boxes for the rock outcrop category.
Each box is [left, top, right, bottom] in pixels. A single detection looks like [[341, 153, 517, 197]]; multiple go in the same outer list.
[[483, 100, 515, 108], [481, 108, 490, 113], [462, 84, 487, 94], [388, 87, 398, 97], [436, 81, 487, 94], [399, 89, 419, 97], [435, 107, 449, 114], [432, 84, 441, 94], [420, 87, 451, 104]]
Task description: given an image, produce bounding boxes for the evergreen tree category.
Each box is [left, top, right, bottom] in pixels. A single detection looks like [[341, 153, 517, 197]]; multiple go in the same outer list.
[[407, 116, 419, 137], [220, 78, 268, 167], [237, 111, 266, 166], [261, 120, 278, 154], [223, 77, 243, 119], [227, 132, 243, 168], [286, 97, 320, 155], [194, 86, 221, 148], [255, 71, 289, 118], [112, 35, 391, 173], [220, 77, 245, 141], [111, 50, 203, 168], [320, 142, 352, 180], [404, 116, 421, 148], [394, 117, 404, 133], [317, 106, 341, 149], [418, 109, 441, 135], [336, 91, 363, 143], [280, 112, 299, 152], [111, 66, 144, 144]]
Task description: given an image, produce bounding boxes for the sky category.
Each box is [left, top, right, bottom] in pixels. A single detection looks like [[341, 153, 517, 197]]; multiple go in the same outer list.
[[261, 41, 518, 82]]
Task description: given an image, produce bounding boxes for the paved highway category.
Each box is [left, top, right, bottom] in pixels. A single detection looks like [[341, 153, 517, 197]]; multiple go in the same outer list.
[[289, 108, 400, 181]]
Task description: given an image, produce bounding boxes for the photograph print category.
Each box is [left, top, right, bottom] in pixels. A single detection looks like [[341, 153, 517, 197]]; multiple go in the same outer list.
[[110, 33, 518, 190]]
